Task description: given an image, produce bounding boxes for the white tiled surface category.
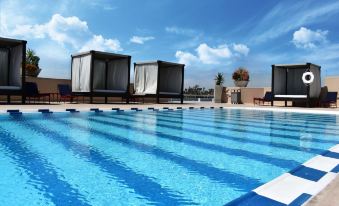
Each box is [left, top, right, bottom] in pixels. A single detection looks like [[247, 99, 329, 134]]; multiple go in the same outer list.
[[254, 173, 314, 204], [305, 172, 337, 196], [329, 144, 339, 153], [303, 155, 339, 172], [251, 144, 339, 205]]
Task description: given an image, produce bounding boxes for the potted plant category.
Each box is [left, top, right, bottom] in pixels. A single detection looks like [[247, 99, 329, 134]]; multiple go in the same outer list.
[[232, 67, 249, 87], [214, 72, 228, 103], [25, 48, 41, 77]]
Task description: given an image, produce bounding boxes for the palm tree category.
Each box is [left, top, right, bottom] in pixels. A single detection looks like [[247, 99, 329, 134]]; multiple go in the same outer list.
[[214, 72, 224, 85]]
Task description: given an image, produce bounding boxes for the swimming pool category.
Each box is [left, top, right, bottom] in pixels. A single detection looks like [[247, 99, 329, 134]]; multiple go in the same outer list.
[[0, 108, 338, 205]]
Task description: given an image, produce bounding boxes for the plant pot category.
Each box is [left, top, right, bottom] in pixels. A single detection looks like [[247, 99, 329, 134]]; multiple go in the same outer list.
[[25, 68, 41, 77], [214, 85, 227, 103], [234, 80, 249, 87]]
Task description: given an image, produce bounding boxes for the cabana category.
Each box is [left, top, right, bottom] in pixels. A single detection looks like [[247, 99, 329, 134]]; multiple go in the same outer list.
[[134, 60, 185, 104], [271, 63, 321, 107], [71, 50, 131, 103], [0, 37, 26, 103]]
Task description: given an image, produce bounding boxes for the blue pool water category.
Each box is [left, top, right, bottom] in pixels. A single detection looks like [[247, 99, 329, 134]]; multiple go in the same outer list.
[[0, 108, 338, 205]]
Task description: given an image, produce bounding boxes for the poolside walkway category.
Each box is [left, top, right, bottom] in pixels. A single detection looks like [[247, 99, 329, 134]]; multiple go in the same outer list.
[[305, 175, 339, 206], [0, 102, 338, 114]]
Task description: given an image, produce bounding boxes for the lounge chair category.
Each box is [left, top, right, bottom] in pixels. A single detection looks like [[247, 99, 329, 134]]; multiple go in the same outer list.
[[58, 84, 81, 103], [254, 92, 273, 106], [320, 92, 337, 108], [24, 82, 51, 104]]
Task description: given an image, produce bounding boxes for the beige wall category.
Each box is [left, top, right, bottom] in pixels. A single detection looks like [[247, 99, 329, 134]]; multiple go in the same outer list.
[[226, 87, 271, 104], [26, 76, 71, 93], [324, 76, 339, 93], [1, 77, 71, 102]]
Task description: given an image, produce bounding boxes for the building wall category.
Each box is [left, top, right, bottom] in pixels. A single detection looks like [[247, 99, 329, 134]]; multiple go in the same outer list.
[[226, 87, 271, 104], [324, 76, 339, 93], [26, 76, 71, 93]]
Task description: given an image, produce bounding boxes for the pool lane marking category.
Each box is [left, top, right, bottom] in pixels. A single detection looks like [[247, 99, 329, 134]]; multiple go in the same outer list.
[[16, 116, 194, 205], [90, 113, 304, 169], [0, 127, 90, 206], [52, 114, 263, 190]]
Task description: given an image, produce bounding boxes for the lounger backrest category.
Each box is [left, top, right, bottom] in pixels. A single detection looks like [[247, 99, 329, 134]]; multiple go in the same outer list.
[[326, 92, 338, 102], [264, 92, 273, 101], [24, 82, 39, 96], [58, 84, 71, 96]]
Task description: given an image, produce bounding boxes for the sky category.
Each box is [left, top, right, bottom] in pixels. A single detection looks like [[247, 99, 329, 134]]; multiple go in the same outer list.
[[1, 0, 339, 88]]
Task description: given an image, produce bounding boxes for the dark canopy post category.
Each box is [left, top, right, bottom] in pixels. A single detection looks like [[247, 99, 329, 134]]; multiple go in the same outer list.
[[0, 37, 27, 104], [271, 63, 321, 107], [134, 60, 185, 104], [71, 50, 131, 104]]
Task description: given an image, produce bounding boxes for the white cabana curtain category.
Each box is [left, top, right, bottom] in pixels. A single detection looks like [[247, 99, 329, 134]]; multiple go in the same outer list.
[[93, 59, 106, 90], [107, 58, 128, 91], [9, 45, 23, 87], [72, 57, 81, 92], [80, 55, 91, 92], [158, 66, 182, 94], [134, 63, 158, 94], [0, 48, 9, 86], [72, 54, 91, 92]]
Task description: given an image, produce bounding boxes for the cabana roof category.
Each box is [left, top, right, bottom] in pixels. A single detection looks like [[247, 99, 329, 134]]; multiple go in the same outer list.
[[135, 60, 185, 68], [0, 37, 27, 47], [272, 63, 321, 69], [72, 50, 131, 60]]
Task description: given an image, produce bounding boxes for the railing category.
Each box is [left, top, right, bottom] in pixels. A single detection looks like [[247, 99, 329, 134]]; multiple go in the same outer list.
[[183, 94, 214, 102]]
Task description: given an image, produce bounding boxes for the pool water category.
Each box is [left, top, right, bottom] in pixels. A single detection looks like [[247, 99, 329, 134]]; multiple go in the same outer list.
[[0, 109, 338, 205]]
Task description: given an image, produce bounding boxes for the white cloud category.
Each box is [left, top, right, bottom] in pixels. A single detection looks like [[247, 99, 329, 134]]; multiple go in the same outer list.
[[10, 14, 89, 48], [80, 35, 122, 52], [292, 27, 328, 49], [165, 26, 197, 36], [196, 43, 232, 64], [175, 42, 249, 65], [130, 36, 155, 44], [175, 51, 199, 66], [5, 13, 122, 52], [250, 1, 339, 43], [233, 44, 250, 56]]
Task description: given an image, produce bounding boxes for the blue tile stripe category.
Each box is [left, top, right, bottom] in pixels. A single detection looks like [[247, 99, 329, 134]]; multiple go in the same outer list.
[[331, 165, 339, 173], [322, 151, 339, 159], [66, 109, 79, 113], [289, 165, 327, 182], [38, 109, 53, 114], [225, 191, 285, 206], [288, 193, 312, 206]]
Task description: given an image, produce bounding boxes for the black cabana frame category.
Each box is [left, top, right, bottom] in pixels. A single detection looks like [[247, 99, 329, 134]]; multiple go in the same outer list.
[[71, 50, 131, 104], [133, 60, 185, 104], [0, 37, 27, 104], [271, 63, 321, 107]]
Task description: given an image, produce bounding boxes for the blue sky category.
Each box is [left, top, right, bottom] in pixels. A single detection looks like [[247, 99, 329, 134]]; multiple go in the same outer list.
[[1, 0, 339, 88]]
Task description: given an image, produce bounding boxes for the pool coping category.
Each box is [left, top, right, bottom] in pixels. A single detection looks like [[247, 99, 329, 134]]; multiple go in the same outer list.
[[0, 106, 338, 205]]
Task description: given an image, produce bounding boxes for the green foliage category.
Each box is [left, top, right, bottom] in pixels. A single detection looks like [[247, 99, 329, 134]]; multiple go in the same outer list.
[[26, 48, 40, 67], [232, 67, 249, 81], [214, 72, 225, 85]]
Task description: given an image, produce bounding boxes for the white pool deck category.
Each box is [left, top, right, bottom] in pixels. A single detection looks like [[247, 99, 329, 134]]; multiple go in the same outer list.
[[0, 101, 338, 206]]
